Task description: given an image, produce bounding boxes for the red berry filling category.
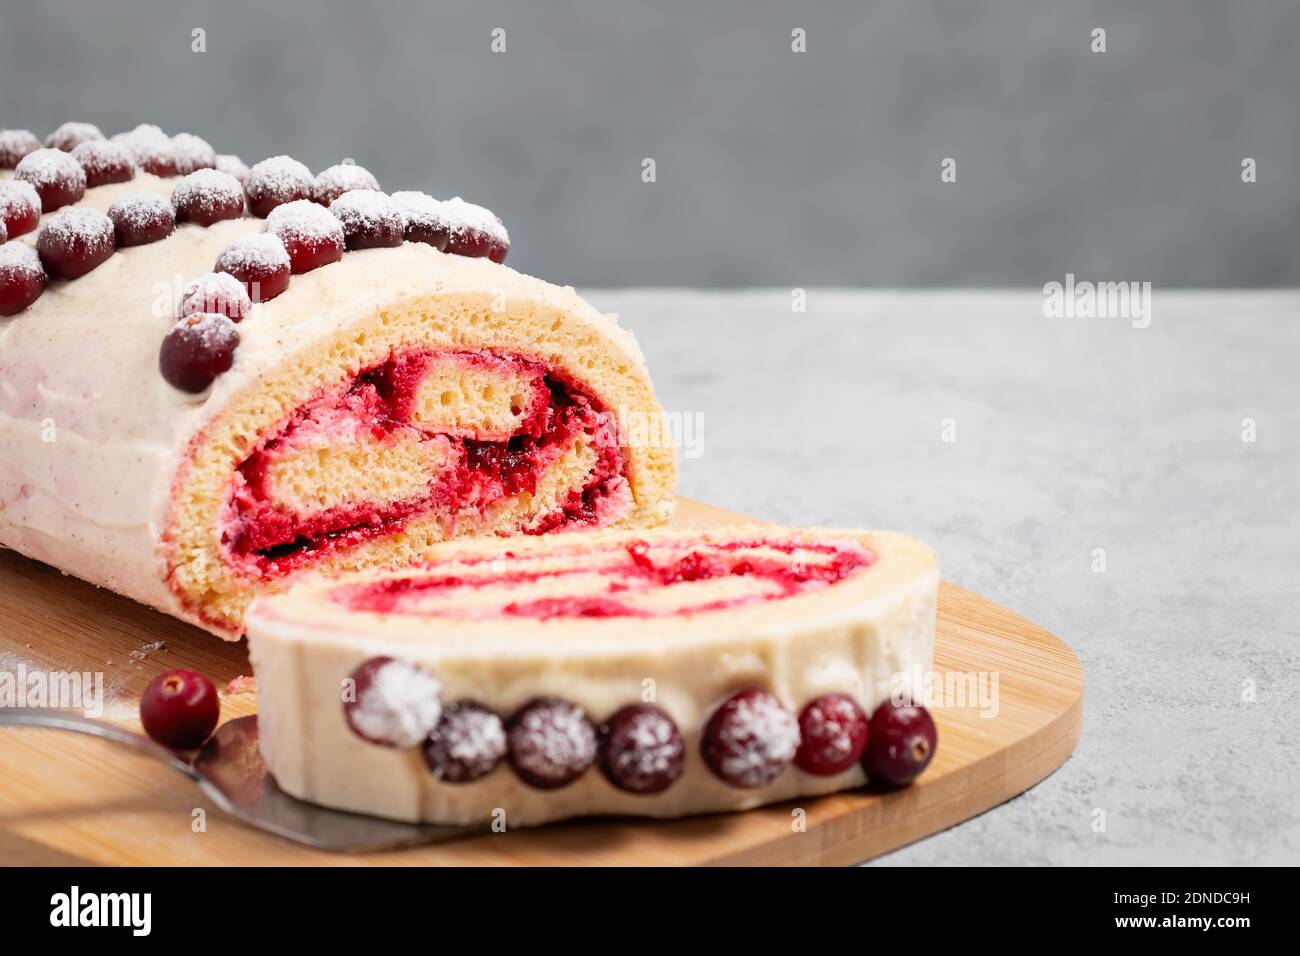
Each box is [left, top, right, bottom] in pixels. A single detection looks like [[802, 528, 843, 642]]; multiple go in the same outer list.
[[71, 140, 137, 187], [0, 181, 42, 239], [108, 192, 176, 246], [172, 169, 246, 225], [178, 271, 253, 323], [342, 656, 443, 748], [863, 700, 937, 787], [329, 189, 404, 249], [0, 243, 47, 316], [36, 209, 116, 279], [506, 698, 597, 789], [214, 234, 292, 303], [139, 669, 220, 749], [244, 155, 314, 218], [159, 313, 240, 393], [794, 694, 869, 775], [265, 200, 344, 273], [599, 704, 686, 794], [0, 129, 41, 168], [112, 124, 176, 177], [170, 132, 217, 175], [45, 121, 104, 152], [15, 148, 86, 212], [701, 689, 800, 788], [423, 701, 508, 782], [313, 162, 380, 206]]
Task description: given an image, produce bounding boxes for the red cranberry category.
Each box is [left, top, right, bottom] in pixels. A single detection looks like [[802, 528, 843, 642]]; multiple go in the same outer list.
[[506, 698, 597, 789], [342, 656, 442, 748], [215, 154, 250, 183], [422, 701, 507, 783], [178, 271, 252, 323], [14, 148, 87, 212], [159, 313, 240, 392], [0, 243, 47, 316], [599, 704, 685, 795], [313, 161, 380, 206], [442, 197, 509, 263], [329, 189, 404, 250], [214, 234, 291, 303], [0, 181, 42, 239], [139, 668, 220, 749], [36, 209, 116, 279], [0, 129, 41, 169], [112, 124, 176, 177], [243, 155, 314, 218], [45, 121, 105, 152], [391, 190, 450, 251], [863, 700, 937, 787], [794, 694, 869, 775], [172, 169, 245, 225], [265, 200, 345, 273], [170, 132, 216, 175], [70, 140, 137, 187], [701, 689, 800, 788], [107, 192, 176, 246]]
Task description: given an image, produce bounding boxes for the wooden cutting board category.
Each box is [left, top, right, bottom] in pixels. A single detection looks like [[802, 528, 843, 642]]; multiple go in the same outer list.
[[0, 500, 1082, 866]]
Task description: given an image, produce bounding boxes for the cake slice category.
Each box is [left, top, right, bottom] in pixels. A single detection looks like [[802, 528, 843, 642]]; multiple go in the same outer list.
[[246, 524, 939, 826]]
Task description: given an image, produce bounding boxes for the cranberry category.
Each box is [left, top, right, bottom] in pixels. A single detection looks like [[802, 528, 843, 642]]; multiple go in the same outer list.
[[422, 701, 507, 783], [170, 132, 217, 175], [111, 124, 176, 177], [243, 155, 314, 218], [178, 271, 253, 323], [599, 704, 685, 795], [214, 234, 291, 303], [442, 197, 509, 263], [70, 140, 137, 187], [14, 148, 87, 213], [342, 656, 442, 748], [107, 192, 176, 246], [0, 181, 42, 238], [391, 190, 450, 251], [215, 154, 249, 183], [139, 668, 220, 749], [265, 199, 344, 273], [313, 161, 380, 206], [158, 313, 240, 392], [794, 694, 869, 776], [329, 189, 404, 250], [45, 121, 105, 152], [0, 129, 41, 169], [701, 689, 800, 788], [506, 698, 597, 789], [172, 169, 245, 225], [36, 209, 116, 279], [863, 700, 937, 787], [0, 243, 47, 316]]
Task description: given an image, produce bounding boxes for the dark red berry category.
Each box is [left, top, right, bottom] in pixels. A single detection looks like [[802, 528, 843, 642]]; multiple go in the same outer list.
[[45, 121, 104, 152], [71, 140, 137, 187], [0, 181, 42, 238], [170, 133, 216, 175], [701, 689, 800, 788], [14, 148, 86, 212], [215, 154, 249, 183], [158, 313, 240, 393], [329, 189, 404, 250], [442, 197, 509, 263], [172, 169, 245, 225], [214, 234, 291, 303], [794, 694, 869, 775], [0, 129, 41, 168], [178, 272, 252, 323], [0, 243, 47, 316], [313, 162, 380, 206], [341, 656, 443, 748], [507, 697, 597, 789], [139, 668, 220, 749], [599, 704, 685, 795], [244, 155, 314, 218], [265, 200, 345, 273], [863, 700, 937, 787], [36, 209, 116, 279], [391, 190, 449, 251], [107, 192, 176, 246], [112, 124, 176, 177], [422, 701, 507, 783]]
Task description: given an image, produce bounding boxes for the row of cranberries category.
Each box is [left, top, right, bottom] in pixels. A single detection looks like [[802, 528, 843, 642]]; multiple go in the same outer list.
[[340, 656, 938, 794]]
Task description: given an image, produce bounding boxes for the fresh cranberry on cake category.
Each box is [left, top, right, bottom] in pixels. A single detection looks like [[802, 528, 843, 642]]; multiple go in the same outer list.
[[0, 180, 42, 239], [71, 140, 137, 187], [111, 124, 177, 177], [441, 197, 509, 263], [45, 121, 105, 152], [214, 233, 292, 302], [177, 272, 253, 323], [244, 155, 314, 217], [36, 208, 116, 279], [329, 189, 404, 249], [107, 192, 176, 246], [0, 243, 47, 316], [170, 132, 217, 175], [0, 129, 41, 168], [313, 162, 380, 206], [264, 199, 344, 273], [14, 148, 87, 212], [172, 169, 245, 225], [391, 190, 450, 251]]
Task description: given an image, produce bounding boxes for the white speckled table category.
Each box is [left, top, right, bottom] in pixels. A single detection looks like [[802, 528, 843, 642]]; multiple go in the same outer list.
[[591, 288, 1300, 865]]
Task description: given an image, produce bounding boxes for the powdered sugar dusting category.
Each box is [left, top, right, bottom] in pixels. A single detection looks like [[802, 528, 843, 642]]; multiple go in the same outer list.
[[108, 191, 172, 228], [715, 693, 800, 787], [0, 241, 42, 276], [38, 207, 114, 251], [215, 154, 249, 182], [390, 190, 447, 229], [329, 188, 402, 227], [314, 162, 380, 205], [245, 155, 314, 215], [45, 121, 105, 152], [112, 124, 176, 175], [442, 196, 509, 244], [425, 703, 507, 781], [170, 132, 217, 175], [0, 129, 41, 168], [171, 169, 244, 217], [613, 712, 681, 780], [71, 140, 137, 185], [508, 699, 597, 784], [0, 179, 42, 219], [15, 148, 87, 193], [265, 198, 343, 243], [179, 271, 252, 322], [179, 310, 238, 347], [350, 658, 443, 748], [215, 233, 290, 273]]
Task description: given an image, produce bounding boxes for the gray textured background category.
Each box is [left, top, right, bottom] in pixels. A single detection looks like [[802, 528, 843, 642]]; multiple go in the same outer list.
[[2, 0, 1298, 287]]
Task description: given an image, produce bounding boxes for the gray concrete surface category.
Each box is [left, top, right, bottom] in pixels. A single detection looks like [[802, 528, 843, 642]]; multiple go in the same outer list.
[[591, 287, 1300, 865]]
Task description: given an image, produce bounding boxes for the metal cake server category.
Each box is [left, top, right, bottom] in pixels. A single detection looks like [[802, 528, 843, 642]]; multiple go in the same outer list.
[[0, 708, 476, 853]]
